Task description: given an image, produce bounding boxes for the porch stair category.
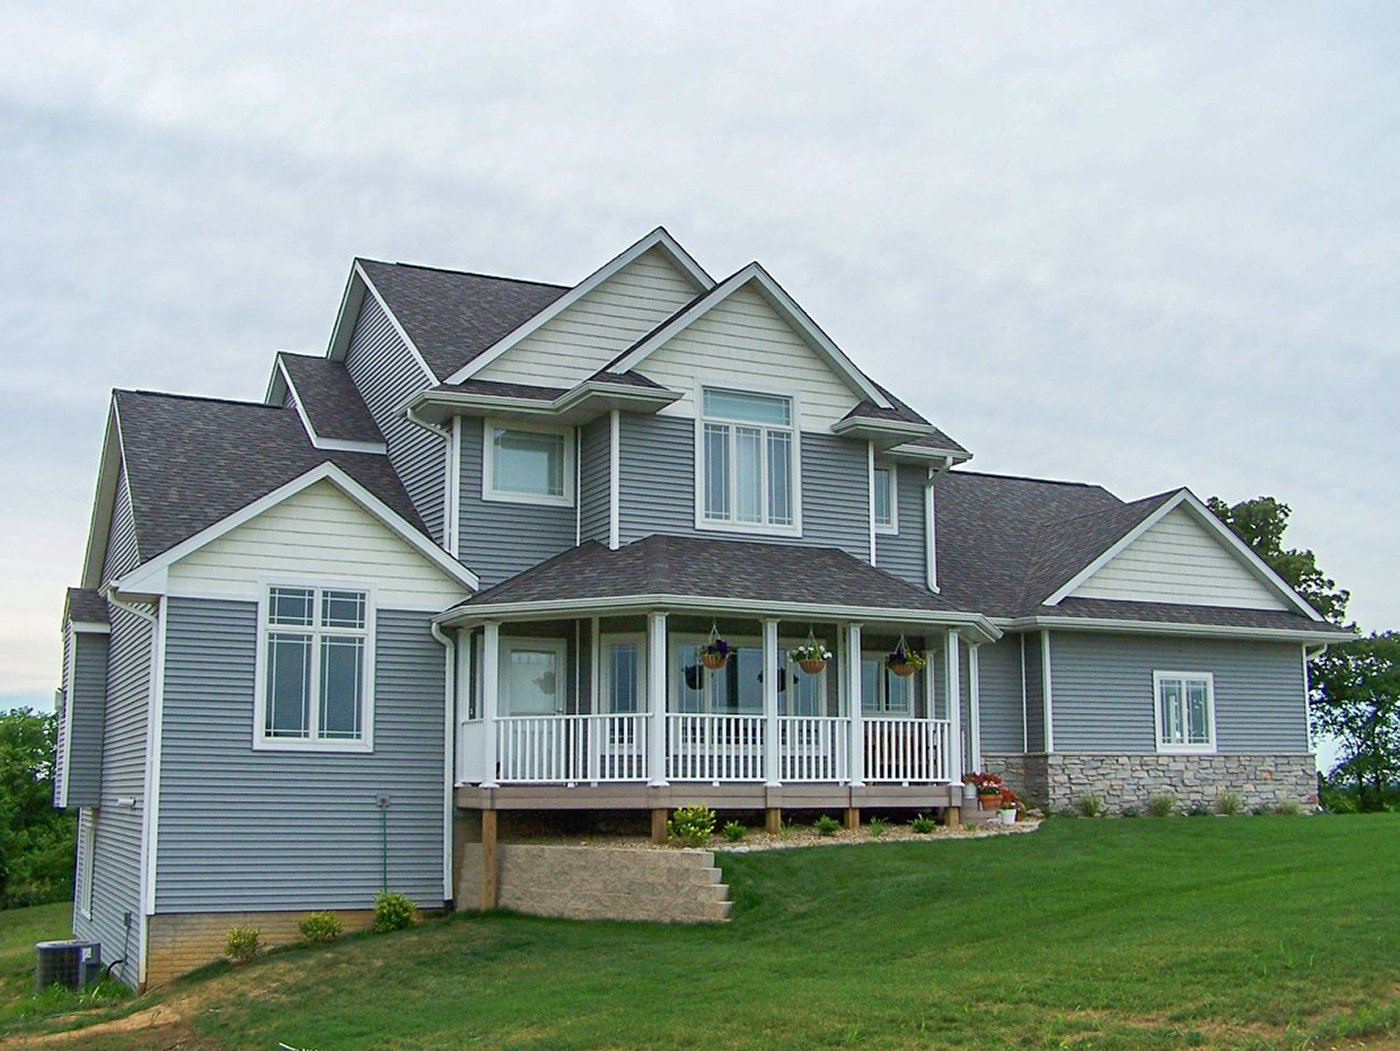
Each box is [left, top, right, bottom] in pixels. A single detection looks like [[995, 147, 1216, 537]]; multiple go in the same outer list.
[[457, 844, 732, 924]]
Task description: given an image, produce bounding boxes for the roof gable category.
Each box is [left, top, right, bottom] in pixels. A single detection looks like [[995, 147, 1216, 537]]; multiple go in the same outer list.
[[445, 228, 713, 385], [605, 263, 892, 413], [1047, 490, 1320, 619]]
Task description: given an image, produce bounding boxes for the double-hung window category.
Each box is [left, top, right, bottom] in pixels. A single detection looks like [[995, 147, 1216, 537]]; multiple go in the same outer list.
[[483, 419, 574, 507], [700, 388, 796, 532], [860, 654, 915, 715], [873, 464, 897, 533], [258, 585, 373, 751], [1154, 671, 1216, 752]]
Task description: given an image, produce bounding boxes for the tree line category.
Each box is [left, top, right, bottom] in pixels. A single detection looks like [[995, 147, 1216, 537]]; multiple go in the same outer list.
[[0, 707, 75, 908]]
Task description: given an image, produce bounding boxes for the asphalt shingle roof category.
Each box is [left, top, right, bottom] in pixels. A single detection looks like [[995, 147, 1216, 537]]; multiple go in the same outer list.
[[454, 534, 971, 613], [278, 352, 383, 444], [1034, 597, 1348, 633], [114, 390, 428, 565], [64, 587, 108, 625], [357, 260, 568, 381]]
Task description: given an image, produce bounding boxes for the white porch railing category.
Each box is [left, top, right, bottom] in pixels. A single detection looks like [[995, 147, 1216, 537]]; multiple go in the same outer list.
[[779, 716, 850, 782], [666, 713, 765, 782], [862, 717, 951, 784], [495, 713, 649, 784]]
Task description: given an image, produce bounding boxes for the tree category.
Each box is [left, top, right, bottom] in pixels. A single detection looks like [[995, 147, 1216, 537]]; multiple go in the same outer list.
[[0, 707, 76, 908], [1205, 495, 1350, 624], [1309, 633, 1400, 810]]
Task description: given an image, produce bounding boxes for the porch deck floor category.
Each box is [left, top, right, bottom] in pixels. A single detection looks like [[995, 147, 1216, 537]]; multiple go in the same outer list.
[[455, 782, 960, 812]]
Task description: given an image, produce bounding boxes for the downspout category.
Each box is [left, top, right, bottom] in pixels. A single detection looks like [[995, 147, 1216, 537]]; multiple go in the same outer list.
[[430, 621, 457, 906], [924, 455, 955, 593], [102, 587, 162, 989]]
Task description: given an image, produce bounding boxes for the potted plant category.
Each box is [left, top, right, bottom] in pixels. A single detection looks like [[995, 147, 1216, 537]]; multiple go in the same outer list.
[[968, 771, 1004, 811], [886, 640, 926, 678], [698, 636, 733, 670], [787, 639, 832, 675], [998, 788, 1020, 826]]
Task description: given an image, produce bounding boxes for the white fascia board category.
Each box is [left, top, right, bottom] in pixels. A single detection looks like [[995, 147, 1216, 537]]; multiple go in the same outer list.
[[326, 265, 368, 362], [263, 358, 289, 406], [79, 405, 127, 590], [606, 262, 892, 410], [994, 615, 1351, 645], [444, 228, 715, 385], [114, 462, 480, 595], [886, 442, 974, 466], [1043, 489, 1322, 621], [276, 355, 388, 455], [351, 262, 439, 384], [437, 593, 1001, 644], [408, 382, 681, 426], [69, 621, 111, 635]]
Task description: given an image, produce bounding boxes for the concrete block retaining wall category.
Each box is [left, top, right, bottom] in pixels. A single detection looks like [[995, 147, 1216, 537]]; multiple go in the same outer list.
[[457, 844, 732, 923], [982, 752, 1316, 814]]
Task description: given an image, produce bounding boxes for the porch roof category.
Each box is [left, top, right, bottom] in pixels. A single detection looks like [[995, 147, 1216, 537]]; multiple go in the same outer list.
[[438, 535, 1000, 640]]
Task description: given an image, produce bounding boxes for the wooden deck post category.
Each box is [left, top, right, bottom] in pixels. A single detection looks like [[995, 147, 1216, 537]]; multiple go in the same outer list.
[[945, 805, 961, 829], [844, 807, 860, 832], [480, 809, 498, 911], [651, 808, 668, 844], [765, 807, 782, 834]]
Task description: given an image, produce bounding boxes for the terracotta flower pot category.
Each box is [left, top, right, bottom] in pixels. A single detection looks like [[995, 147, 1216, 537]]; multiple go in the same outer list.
[[798, 658, 827, 675], [978, 793, 1002, 811], [888, 661, 916, 678], [700, 652, 728, 670]]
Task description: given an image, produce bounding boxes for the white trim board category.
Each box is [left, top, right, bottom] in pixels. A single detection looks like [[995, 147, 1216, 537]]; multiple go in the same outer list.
[[1044, 490, 1322, 620], [995, 615, 1350, 645], [606, 262, 892, 410], [113, 462, 480, 596], [445, 228, 714, 385]]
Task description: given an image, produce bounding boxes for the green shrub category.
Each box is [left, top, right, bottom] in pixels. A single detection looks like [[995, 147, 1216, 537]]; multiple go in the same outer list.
[[1119, 806, 1140, 818], [1274, 801, 1304, 815], [910, 813, 936, 834], [1147, 794, 1178, 818], [1076, 794, 1105, 818], [1186, 802, 1212, 817], [373, 891, 418, 932], [867, 816, 888, 838], [666, 805, 716, 847], [1215, 792, 1243, 816], [225, 926, 261, 962], [778, 820, 796, 841], [299, 911, 343, 944], [721, 820, 747, 842], [814, 814, 841, 837]]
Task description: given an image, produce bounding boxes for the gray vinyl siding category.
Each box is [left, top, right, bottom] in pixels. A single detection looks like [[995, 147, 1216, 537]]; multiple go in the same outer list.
[[1048, 632, 1310, 754], [1024, 633, 1046, 752], [343, 294, 446, 545], [54, 630, 69, 807], [155, 598, 446, 912], [72, 601, 151, 986], [616, 414, 869, 558], [977, 635, 1025, 754], [101, 466, 140, 583], [579, 417, 610, 545], [874, 466, 927, 587], [65, 632, 110, 807], [458, 417, 575, 588]]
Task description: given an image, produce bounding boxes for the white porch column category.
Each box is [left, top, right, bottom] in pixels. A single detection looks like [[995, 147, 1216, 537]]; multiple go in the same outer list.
[[968, 642, 982, 774], [763, 618, 781, 787], [647, 611, 669, 786], [481, 621, 500, 788], [846, 622, 864, 786], [945, 629, 963, 786]]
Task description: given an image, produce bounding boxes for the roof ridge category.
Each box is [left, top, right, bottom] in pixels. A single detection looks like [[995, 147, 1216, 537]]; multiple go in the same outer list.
[[116, 388, 286, 410], [947, 468, 1115, 491], [357, 257, 568, 289], [1044, 488, 1176, 529]]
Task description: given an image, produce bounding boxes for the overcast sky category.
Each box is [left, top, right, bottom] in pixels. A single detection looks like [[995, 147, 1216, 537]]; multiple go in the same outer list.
[[2, 2, 1396, 726]]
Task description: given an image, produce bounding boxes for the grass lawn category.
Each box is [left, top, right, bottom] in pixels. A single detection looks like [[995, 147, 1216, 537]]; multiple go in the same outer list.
[[2, 815, 1398, 1050], [0, 901, 71, 1012]]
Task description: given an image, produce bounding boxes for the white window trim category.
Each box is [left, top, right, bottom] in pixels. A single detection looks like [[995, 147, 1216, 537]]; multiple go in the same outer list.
[[860, 649, 916, 716], [482, 417, 576, 508], [498, 636, 569, 716], [693, 383, 804, 539], [78, 809, 95, 919], [253, 579, 377, 753], [667, 632, 828, 715], [1152, 670, 1218, 754], [873, 462, 898, 535], [598, 633, 648, 714]]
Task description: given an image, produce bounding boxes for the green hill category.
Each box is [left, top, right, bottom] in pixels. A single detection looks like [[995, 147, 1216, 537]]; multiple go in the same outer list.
[[3, 816, 1398, 1049]]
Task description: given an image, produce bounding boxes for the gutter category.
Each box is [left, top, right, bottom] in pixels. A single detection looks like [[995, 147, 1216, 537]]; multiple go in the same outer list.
[[994, 614, 1353, 646]]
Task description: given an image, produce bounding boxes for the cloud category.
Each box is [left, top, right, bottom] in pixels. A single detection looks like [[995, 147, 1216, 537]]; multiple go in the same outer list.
[[1, 1, 1396, 698]]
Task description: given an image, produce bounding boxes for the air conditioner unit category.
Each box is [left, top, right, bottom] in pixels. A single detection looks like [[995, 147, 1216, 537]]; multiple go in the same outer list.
[[34, 940, 101, 993]]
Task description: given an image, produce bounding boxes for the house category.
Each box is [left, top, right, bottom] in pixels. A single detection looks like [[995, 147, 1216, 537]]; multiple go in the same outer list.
[[53, 228, 1347, 986]]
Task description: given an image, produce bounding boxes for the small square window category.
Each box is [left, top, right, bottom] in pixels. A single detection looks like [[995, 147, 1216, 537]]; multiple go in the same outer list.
[[483, 420, 574, 506]]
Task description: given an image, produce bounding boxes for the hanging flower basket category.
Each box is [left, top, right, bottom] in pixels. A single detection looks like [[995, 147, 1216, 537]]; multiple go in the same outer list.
[[886, 636, 926, 678], [788, 634, 833, 676], [698, 626, 733, 670]]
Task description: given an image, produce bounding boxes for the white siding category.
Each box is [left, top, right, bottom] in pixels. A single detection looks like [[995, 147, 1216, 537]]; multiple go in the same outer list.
[[167, 480, 468, 610], [640, 285, 862, 430], [476, 249, 698, 387], [1072, 507, 1290, 611]]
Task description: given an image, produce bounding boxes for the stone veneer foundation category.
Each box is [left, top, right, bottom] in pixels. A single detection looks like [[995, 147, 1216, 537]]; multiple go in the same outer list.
[[982, 752, 1317, 814]]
